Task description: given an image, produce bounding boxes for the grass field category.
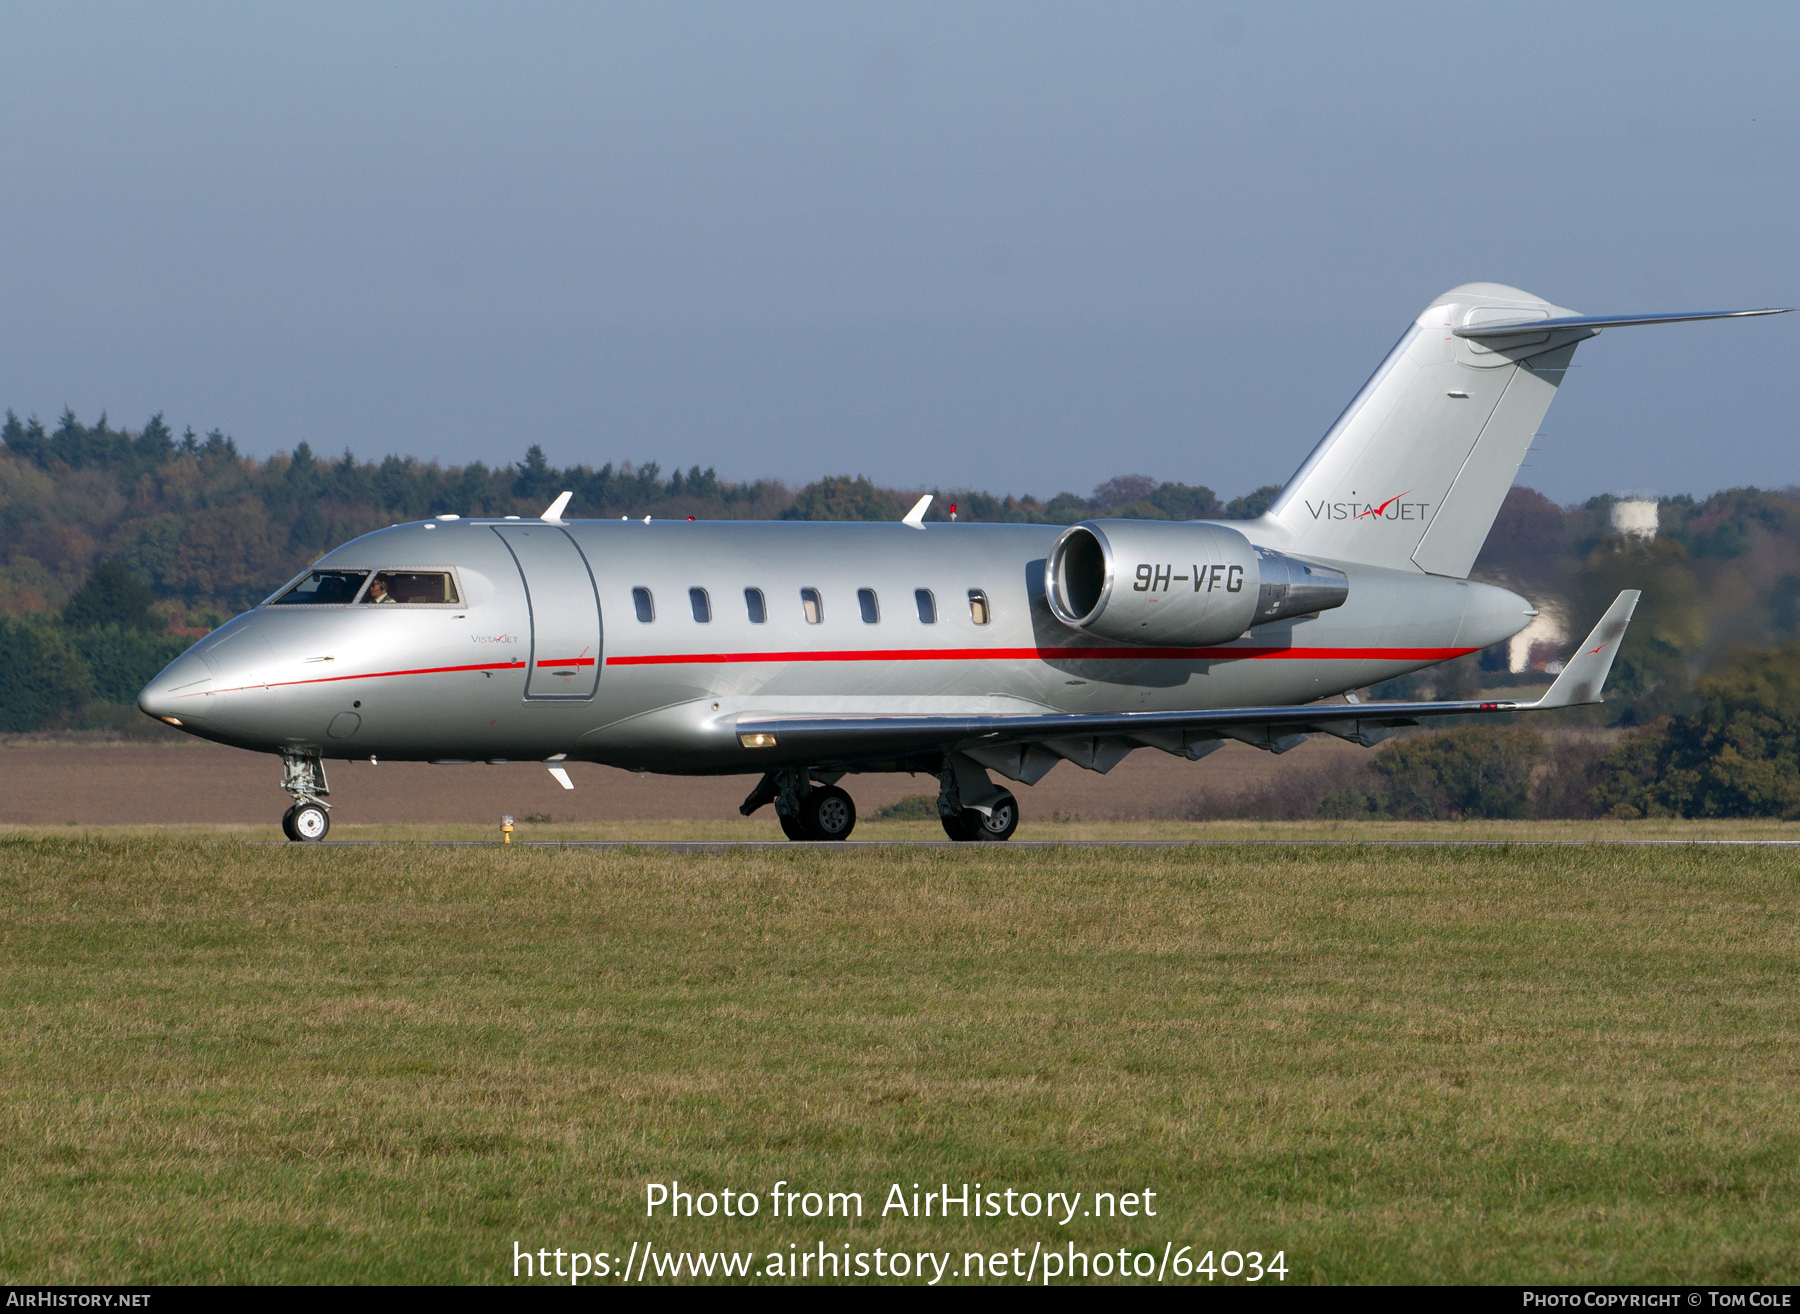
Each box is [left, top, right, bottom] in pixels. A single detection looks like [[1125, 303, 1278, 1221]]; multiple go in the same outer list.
[[3, 832, 1798, 1284], [6, 815, 1800, 843]]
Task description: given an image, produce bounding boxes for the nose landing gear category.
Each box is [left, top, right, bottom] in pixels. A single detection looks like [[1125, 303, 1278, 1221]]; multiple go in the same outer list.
[[279, 750, 332, 842]]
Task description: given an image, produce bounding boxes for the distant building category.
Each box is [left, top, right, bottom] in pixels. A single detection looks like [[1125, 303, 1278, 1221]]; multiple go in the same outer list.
[[1609, 498, 1658, 541]]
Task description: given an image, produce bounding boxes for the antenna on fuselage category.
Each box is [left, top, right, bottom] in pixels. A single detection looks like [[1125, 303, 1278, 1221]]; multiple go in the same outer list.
[[541, 491, 572, 524], [902, 494, 932, 529]]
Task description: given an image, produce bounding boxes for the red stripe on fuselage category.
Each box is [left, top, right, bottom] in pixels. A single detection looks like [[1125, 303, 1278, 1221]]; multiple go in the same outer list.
[[181, 645, 1477, 698], [605, 645, 1477, 666]]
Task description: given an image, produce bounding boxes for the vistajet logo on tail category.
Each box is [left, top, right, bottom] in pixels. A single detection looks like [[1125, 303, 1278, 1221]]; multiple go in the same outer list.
[[1305, 490, 1432, 523]]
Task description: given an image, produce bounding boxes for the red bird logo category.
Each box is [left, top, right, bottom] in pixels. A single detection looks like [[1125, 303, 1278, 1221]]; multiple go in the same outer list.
[[1356, 489, 1414, 519]]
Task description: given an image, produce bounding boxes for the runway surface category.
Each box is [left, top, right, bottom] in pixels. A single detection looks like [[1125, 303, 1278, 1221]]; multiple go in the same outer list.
[[283, 838, 1800, 849]]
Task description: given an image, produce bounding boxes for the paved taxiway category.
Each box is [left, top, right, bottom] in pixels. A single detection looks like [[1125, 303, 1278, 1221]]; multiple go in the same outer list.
[[279, 839, 1800, 849]]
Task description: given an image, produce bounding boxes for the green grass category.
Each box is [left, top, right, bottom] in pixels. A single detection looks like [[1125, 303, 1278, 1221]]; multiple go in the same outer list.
[[2, 835, 1798, 1284], [6, 816, 1800, 844]]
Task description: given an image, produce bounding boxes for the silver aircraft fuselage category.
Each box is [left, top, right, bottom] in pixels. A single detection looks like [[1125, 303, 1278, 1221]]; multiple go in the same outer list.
[[138, 516, 1531, 774]]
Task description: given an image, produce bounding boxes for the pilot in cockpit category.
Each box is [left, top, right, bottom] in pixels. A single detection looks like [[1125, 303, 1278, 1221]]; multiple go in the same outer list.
[[366, 578, 396, 604]]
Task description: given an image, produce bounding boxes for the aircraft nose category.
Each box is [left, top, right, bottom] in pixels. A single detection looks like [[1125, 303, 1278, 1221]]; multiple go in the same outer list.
[[138, 653, 213, 726]]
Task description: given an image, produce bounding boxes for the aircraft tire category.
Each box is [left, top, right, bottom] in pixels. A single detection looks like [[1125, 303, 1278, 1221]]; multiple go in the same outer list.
[[799, 785, 856, 841], [973, 791, 1019, 841], [292, 802, 330, 843], [280, 806, 299, 841], [940, 809, 979, 841], [778, 811, 808, 841], [943, 791, 1019, 842]]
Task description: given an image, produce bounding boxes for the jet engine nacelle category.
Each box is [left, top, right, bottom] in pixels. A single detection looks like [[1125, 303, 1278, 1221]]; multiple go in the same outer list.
[[1046, 520, 1349, 646]]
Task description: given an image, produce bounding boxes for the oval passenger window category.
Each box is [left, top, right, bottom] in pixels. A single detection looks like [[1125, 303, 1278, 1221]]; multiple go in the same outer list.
[[745, 588, 766, 623], [801, 588, 823, 624], [632, 587, 654, 622], [858, 588, 879, 624]]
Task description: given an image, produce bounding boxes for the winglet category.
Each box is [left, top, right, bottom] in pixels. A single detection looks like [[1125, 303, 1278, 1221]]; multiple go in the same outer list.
[[902, 494, 932, 529], [542, 491, 573, 524], [1533, 590, 1641, 708]]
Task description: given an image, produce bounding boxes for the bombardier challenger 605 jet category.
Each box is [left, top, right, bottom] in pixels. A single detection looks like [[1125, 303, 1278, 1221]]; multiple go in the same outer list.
[[138, 284, 1789, 841]]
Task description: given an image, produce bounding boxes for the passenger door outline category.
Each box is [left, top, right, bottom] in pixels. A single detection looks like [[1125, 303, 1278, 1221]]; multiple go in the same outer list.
[[491, 525, 603, 700]]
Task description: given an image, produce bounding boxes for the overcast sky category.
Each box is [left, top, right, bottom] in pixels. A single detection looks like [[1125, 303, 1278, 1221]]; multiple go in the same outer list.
[[1, 2, 1794, 504]]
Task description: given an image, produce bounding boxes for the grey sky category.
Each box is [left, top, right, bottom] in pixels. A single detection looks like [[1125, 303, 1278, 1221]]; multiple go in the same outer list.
[[1, 2, 1794, 504]]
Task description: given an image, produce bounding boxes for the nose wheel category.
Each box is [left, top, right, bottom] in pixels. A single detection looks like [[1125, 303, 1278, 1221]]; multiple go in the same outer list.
[[281, 802, 331, 842]]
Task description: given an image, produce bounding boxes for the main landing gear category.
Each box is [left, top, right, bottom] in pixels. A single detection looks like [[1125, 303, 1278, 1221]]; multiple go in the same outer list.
[[788, 785, 857, 841], [937, 753, 1018, 841], [739, 755, 1020, 843], [940, 788, 1018, 842], [743, 771, 858, 841], [279, 749, 331, 842]]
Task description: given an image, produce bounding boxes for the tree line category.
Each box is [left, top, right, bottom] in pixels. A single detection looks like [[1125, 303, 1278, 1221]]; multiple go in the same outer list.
[[1311, 637, 1800, 822], [3, 407, 1798, 814], [0, 409, 1279, 621]]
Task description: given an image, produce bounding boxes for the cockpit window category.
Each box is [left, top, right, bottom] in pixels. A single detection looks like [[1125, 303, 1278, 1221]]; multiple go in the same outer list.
[[270, 570, 369, 605], [359, 571, 460, 605]]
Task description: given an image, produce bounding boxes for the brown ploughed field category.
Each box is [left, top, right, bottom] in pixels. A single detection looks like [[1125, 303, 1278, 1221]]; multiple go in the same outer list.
[[0, 735, 1368, 827]]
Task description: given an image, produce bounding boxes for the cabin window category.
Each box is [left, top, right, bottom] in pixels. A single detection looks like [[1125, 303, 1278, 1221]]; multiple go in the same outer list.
[[915, 589, 936, 624], [632, 587, 654, 622], [689, 587, 711, 623], [801, 588, 824, 624], [270, 570, 368, 605], [968, 589, 991, 625], [858, 588, 880, 624], [358, 571, 460, 605], [745, 588, 767, 624]]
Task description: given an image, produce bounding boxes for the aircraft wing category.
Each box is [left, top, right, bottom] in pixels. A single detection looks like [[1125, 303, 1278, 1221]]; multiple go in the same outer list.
[[733, 591, 1640, 770]]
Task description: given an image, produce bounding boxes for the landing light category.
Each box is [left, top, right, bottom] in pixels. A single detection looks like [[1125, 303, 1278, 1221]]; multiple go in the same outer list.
[[160, 716, 182, 727], [739, 732, 777, 749]]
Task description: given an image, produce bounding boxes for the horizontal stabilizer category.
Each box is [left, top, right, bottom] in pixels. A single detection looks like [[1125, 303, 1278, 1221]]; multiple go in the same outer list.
[[1454, 308, 1791, 339]]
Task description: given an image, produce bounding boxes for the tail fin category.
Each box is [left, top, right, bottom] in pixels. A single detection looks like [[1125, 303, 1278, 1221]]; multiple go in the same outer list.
[[1259, 283, 1585, 576], [1257, 286, 1791, 576]]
